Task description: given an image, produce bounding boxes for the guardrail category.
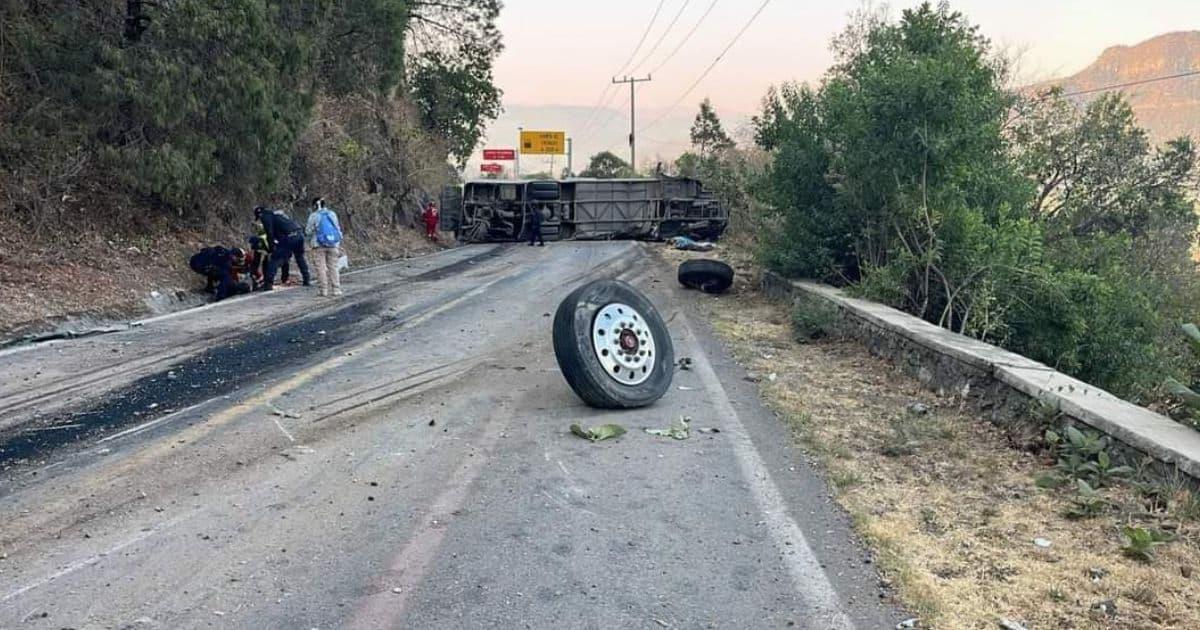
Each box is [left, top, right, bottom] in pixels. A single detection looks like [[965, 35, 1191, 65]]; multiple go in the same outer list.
[[762, 271, 1200, 481]]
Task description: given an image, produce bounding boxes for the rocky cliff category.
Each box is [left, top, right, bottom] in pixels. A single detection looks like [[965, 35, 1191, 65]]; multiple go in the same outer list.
[[1039, 31, 1200, 143]]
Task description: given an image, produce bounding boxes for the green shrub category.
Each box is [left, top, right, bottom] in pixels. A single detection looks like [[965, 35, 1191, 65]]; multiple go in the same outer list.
[[791, 300, 839, 342], [750, 2, 1199, 404], [1120, 526, 1174, 563]]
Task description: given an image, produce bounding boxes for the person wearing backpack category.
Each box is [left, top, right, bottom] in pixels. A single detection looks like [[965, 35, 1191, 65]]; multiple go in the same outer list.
[[306, 197, 344, 297]]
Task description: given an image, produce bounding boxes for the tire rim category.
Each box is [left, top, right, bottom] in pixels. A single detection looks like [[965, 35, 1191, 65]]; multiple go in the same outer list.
[[592, 303, 657, 386]]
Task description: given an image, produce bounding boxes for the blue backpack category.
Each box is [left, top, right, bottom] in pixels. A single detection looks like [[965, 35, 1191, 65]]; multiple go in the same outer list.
[[315, 209, 342, 247]]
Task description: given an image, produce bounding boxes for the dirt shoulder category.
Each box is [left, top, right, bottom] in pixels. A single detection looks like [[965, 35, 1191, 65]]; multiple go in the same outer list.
[[660, 244, 1200, 629], [0, 215, 444, 340]]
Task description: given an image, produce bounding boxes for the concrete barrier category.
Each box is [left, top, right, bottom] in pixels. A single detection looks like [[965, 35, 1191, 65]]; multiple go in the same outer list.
[[762, 271, 1200, 481]]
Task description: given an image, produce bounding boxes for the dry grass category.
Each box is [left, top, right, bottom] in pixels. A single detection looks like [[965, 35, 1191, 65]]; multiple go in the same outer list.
[[691, 278, 1200, 628]]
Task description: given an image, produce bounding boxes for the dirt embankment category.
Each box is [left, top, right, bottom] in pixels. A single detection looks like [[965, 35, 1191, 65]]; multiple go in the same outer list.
[[0, 96, 454, 340], [0, 215, 445, 341]]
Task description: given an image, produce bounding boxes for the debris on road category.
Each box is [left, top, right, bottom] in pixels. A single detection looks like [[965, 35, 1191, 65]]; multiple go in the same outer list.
[[645, 416, 691, 440], [676, 357, 694, 371], [668, 235, 715, 252], [698, 427, 721, 434], [1034, 537, 1052, 548], [895, 618, 919, 629], [999, 619, 1028, 630], [678, 259, 734, 294], [268, 403, 301, 419], [569, 423, 627, 442]]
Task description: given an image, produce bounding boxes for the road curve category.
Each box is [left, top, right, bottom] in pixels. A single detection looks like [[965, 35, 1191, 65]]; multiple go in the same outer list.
[[0, 242, 901, 628]]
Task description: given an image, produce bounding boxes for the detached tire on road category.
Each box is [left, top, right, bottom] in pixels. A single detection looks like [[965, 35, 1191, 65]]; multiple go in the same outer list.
[[678, 259, 734, 294], [553, 280, 675, 409]]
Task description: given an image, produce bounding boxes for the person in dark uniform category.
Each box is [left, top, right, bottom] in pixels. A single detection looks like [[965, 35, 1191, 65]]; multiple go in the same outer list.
[[527, 204, 545, 247], [248, 232, 290, 290], [189, 246, 251, 302], [255, 205, 311, 291]]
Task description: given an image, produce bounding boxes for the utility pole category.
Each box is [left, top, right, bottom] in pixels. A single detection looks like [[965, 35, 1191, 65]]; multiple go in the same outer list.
[[566, 137, 573, 177], [515, 126, 522, 179], [612, 75, 651, 174]]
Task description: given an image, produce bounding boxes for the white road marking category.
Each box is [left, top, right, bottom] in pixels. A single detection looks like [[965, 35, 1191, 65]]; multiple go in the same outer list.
[[0, 512, 193, 606], [271, 417, 296, 443], [95, 399, 218, 445], [679, 315, 856, 630]]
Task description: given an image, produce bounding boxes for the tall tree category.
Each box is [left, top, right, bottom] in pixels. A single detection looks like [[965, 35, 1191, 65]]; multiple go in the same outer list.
[[580, 151, 633, 178], [690, 98, 734, 157], [407, 0, 505, 165]]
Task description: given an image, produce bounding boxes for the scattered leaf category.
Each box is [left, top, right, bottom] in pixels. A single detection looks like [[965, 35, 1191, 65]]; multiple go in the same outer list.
[[645, 416, 691, 440], [570, 423, 627, 442]]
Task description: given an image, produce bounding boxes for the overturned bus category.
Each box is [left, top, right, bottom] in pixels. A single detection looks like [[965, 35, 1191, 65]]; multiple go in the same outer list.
[[438, 176, 728, 243]]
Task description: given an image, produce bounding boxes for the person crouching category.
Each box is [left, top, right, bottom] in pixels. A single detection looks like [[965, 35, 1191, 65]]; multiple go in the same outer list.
[[189, 246, 251, 302]]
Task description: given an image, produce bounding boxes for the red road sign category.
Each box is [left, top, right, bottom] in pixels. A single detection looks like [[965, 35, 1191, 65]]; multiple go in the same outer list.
[[483, 149, 516, 161], [480, 163, 503, 174]]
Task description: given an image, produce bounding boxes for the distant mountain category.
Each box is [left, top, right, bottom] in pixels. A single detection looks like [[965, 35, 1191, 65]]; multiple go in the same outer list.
[[1035, 31, 1200, 144]]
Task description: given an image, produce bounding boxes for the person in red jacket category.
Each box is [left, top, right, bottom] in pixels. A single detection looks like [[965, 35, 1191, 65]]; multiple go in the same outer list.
[[422, 202, 439, 241]]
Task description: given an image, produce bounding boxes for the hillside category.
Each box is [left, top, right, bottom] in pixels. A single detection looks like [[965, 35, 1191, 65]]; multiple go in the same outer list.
[[1036, 31, 1200, 143], [0, 2, 502, 338]]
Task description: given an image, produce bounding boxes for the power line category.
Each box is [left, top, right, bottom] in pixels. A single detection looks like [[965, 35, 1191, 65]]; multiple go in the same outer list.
[[1054, 69, 1200, 99], [639, 0, 772, 134], [648, 0, 720, 76], [612, 0, 667, 78], [577, 90, 633, 149], [575, 1, 667, 142], [629, 0, 692, 75]]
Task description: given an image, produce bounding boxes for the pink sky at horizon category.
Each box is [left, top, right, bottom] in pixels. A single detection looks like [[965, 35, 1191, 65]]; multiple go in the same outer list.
[[477, 0, 1196, 170], [493, 0, 1198, 116]]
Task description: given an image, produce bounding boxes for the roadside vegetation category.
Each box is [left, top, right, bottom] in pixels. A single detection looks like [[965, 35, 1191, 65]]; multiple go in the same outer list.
[[672, 2, 1200, 409], [683, 279, 1200, 628], [0, 1, 504, 332], [753, 3, 1200, 404]]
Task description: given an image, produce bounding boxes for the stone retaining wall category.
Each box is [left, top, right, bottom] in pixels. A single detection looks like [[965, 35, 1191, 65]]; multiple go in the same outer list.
[[762, 271, 1200, 481]]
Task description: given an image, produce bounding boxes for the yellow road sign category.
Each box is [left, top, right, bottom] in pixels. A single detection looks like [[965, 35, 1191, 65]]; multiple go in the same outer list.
[[520, 130, 566, 155]]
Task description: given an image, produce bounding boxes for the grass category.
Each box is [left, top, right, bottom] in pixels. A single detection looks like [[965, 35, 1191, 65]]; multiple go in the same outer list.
[[702, 291, 1200, 629]]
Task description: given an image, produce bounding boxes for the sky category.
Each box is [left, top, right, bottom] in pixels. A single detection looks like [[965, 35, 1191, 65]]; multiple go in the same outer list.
[[480, 0, 1198, 172]]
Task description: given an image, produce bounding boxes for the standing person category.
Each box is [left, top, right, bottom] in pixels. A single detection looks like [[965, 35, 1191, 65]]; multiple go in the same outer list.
[[422, 201, 439, 241], [527, 204, 545, 247], [255, 205, 311, 291], [306, 197, 344, 298]]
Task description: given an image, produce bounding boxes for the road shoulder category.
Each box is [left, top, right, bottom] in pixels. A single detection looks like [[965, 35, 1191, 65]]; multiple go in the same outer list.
[[662, 245, 1200, 629]]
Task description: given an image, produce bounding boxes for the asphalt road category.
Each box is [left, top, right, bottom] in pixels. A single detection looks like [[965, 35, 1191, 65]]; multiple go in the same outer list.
[[0, 243, 902, 629]]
